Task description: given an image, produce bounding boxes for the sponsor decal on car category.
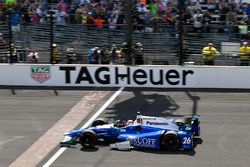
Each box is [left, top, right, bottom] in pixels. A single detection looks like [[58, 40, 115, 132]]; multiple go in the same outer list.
[[31, 66, 51, 83], [146, 121, 169, 126], [130, 137, 156, 147]]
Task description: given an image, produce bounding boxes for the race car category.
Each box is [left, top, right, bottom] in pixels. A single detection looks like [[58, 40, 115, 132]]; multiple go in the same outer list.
[[60, 113, 200, 151]]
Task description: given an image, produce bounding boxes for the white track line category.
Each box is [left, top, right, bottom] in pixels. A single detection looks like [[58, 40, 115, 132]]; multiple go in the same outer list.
[[43, 87, 124, 167]]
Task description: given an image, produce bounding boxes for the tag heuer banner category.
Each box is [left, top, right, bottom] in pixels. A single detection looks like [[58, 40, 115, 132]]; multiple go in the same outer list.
[[1, 64, 250, 89]]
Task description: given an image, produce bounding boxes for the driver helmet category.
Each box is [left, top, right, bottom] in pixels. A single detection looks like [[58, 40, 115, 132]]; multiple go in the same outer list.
[[126, 120, 134, 125]]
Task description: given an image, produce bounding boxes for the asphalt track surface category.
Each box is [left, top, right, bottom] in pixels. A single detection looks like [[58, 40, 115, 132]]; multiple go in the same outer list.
[[1, 89, 250, 167], [0, 89, 100, 167]]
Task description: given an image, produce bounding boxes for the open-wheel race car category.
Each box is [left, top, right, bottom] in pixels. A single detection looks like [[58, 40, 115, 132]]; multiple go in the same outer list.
[[60, 113, 200, 151]]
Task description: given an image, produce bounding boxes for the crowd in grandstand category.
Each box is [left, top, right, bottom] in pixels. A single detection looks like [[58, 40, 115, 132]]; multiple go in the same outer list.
[[0, 0, 249, 34]]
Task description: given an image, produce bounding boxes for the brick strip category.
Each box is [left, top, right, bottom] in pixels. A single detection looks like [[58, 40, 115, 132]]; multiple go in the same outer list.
[[9, 90, 110, 167]]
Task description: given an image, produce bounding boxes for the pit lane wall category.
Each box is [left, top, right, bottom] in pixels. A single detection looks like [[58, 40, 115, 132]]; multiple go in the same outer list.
[[0, 64, 250, 89]]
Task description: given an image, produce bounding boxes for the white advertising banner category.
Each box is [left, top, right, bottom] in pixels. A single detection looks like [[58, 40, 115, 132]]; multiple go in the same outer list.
[[0, 64, 250, 89]]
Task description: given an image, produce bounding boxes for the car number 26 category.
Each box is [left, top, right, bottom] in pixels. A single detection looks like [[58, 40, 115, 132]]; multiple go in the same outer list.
[[183, 137, 191, 144]]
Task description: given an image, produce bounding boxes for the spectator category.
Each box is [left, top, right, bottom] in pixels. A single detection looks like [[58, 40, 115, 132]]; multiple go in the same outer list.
[[88, 47, 100, 64], [144, 10, 153, 32], [8, 43, 18, 63], [75, 4, 84, 24], [228, 0, 238, 13], [202, 43, 220, 65], [5, 0, 16, 6], [57, 0, 69, 13], [66, 47, 76, 64], [183, 8, 193, 25], [0, 7, 7, 22], [239, 2, 250, 16], [108, 14, 117, 31], [218, 1, 229, 23], [81, 11, 88, 26], [186, 1, 196, 16], [225, 10, 238, 34], [120, 42, 131, 64], [27, 50, 39, 63], [95, 15, 105, 29], [166, 11, 177, 36], [86, 12, 96, 30], [203, 11, 212, 33], [55, 8, 68, 25], [151, 14, 164, 33], [239, 41, 250, 66], [157, 0, 167, 15], [136, 2, 148, 32], [238, 12, 249, 39], [0, 0, 5, 11], [116, 11, 125, 30], [239, 11, 249, 25], [133, 42, 144, 65], [30, 10, 40, 24], [11, 11, 21, 32], [194, 0, 202, 11], [99, 47, 110, 64], [112, 50, 126, 65], [149, 0, 158, 16], [0, 33, 8, 51], [72, 36, 84, 63], [52, 43, 62, 64], [207, 0, 216, 13], [182, 40, 192, 62], [20, 1, 30, 23], [193, 9, 203, 33], [0, 32, 8, 62]]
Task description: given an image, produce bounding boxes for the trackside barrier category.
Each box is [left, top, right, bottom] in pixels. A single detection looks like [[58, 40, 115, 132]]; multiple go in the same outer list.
[[1, 64, 250, 90]]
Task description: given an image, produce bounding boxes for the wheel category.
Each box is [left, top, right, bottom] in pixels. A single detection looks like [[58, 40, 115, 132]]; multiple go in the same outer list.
[[79, 130, 97, 148], [91, 118, 108, 127], [194, 128, 200, 136], [161, 131, 180, 150]]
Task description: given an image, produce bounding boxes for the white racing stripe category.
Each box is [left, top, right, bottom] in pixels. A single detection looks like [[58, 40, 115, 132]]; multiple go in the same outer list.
[[42, 87, 124, 167]]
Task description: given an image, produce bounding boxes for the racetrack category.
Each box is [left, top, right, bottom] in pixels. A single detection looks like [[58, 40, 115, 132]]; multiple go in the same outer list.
[[1, 89, 250, 167]]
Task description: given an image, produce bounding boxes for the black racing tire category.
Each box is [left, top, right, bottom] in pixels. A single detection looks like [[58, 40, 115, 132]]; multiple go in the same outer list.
[[161, 131, 180, 150], [194, 128, 200, 136], [91, 118, 108, 127], [79, 130, 97, 148]]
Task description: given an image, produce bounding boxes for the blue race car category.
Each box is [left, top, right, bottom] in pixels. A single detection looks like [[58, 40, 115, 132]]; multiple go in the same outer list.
[[60, 113, 200, 151]]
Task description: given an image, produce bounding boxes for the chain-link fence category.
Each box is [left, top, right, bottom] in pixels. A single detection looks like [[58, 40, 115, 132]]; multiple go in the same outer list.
[[0, 9, 249, 65]]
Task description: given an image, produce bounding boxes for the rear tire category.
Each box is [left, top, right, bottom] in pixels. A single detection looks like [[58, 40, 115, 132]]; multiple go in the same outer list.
[[79, 130, 97, 148], [194, 128, 200, 136], [161, 131, 180, 150]]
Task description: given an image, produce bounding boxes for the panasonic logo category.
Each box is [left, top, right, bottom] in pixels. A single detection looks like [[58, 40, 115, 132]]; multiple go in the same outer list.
[[146, 121, 169, 126]]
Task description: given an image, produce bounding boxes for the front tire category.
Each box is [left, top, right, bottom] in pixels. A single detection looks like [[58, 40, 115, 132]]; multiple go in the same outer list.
[[161, 131, 180, 150], [79, 130, 97, 148]]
